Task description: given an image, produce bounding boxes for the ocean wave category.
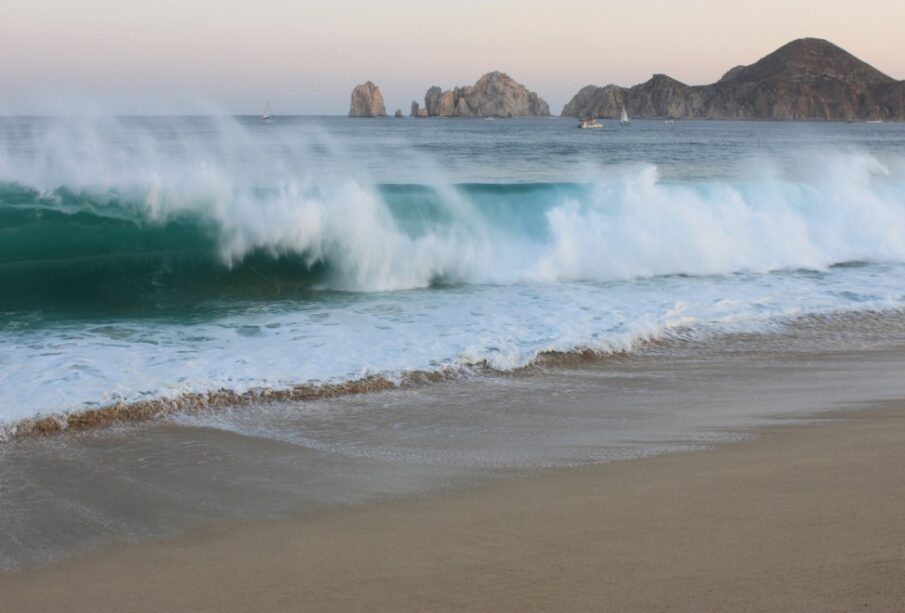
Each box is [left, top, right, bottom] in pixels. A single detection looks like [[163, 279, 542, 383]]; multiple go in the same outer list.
[[2, 154, 905, 311], [3, 117, 905, 426]]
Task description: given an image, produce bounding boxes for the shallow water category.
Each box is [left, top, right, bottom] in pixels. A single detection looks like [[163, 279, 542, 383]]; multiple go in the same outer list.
[[3, 310, 905, 571]]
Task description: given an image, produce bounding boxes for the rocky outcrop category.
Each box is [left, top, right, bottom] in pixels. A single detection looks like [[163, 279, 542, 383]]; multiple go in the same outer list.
[[411, 101, 429, 117], [424, 87, 442, 116], [718, 65, 747, 83], [421, 72, 550, 117], [439, 90, 457, 116], [562, 38, 905, 121], [394, 109, 403, 118], [349, 81, 387, 117]]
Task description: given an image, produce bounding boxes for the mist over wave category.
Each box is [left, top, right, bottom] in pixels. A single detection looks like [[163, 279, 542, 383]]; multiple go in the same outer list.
[[2, 116, 905, 311]]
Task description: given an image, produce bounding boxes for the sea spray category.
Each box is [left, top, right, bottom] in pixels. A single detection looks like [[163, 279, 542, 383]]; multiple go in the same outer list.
[[2, 155, 905, 302]]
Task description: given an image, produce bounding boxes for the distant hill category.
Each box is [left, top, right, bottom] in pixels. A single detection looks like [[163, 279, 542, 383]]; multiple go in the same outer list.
[[562, 38, 905, 120]]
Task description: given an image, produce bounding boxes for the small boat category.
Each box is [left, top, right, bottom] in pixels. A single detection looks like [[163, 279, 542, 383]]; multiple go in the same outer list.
[[620, 106, 630, 126], [578, 118, 603, 129], [664, 118, 675, 124], [262, 101, 272, 122], [866, 119, 883, 124]]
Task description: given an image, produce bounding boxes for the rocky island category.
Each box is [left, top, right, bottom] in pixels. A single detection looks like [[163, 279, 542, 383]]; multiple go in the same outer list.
[[562, 38, 905, 121], [348, 81, 387, 117], [416, 71, 550, 118]]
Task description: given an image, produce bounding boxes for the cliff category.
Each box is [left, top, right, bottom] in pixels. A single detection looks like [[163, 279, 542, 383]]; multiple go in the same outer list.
[[349, 81, 387, 117], [421, 72, 550, 118], [562, 38, 905, 121]]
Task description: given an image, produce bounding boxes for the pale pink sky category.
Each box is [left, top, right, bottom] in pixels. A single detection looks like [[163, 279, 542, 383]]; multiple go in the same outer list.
[[1, 0, 903, 114]]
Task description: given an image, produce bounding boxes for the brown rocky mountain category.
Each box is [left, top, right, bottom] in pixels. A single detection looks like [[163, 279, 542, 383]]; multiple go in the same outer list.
[[562, 38, 905, 121], [421, 72, 550, 118], [348, 81, 387, 117]]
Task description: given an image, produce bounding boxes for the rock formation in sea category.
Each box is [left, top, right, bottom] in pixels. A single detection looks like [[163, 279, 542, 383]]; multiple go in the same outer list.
[[421, 72, 550, 118], [348, 81, 387, 117], [410, 101, 429, 117], [562, 38, 905, 121], [394, 109, 403, 118]]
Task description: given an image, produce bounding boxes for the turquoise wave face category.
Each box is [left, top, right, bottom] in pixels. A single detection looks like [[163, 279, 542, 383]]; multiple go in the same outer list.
[[0, 195, 316, 313], [3, 150, 905, 315], [0, 182, 574, 313], [0, 163, 905, 313]]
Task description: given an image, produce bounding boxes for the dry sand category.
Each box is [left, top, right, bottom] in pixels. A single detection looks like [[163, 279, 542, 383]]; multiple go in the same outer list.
[[3, 405, 904, 612]]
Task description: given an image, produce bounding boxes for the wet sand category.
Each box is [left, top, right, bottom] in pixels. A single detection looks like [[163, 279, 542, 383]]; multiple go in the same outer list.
[[3, 403, 904, 612]]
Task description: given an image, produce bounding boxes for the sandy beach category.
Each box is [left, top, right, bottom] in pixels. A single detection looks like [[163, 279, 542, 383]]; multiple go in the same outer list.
[[5, 8, 905, 613], [3, 403, 903, 612]]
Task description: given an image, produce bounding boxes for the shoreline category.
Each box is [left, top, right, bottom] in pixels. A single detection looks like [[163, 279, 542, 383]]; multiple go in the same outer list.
[[3, 403, 904, 611], [5, 306, 905, 442]]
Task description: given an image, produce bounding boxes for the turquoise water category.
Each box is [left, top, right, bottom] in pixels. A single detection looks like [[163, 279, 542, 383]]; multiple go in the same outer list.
[[2, 116, 905, 426]]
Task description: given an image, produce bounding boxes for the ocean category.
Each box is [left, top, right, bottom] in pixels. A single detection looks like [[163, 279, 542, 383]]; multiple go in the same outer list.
[[2, 115, 905, 569]]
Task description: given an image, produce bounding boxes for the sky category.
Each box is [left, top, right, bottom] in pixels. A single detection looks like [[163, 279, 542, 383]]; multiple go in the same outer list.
[[1, 0, 904, 115]]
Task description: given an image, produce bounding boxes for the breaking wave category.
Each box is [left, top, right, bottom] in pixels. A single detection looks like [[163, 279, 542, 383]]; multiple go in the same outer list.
[[3, 116, 905, 430], [2, 132, 905, 312]]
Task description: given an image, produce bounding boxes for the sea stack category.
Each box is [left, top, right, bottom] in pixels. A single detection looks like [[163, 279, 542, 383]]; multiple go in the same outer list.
[[561, 38, 905, 121], [349, 81, 387, 117], [421, 72, 551, 118]]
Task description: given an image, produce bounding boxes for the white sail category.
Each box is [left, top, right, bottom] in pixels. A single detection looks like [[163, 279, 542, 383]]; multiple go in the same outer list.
[[620, 106, 629, 125], [262, 101, 272, 121]]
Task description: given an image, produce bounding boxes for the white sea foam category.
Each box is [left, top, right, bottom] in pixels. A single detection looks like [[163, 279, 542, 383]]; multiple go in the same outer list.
[[2, 267, 905, 425]]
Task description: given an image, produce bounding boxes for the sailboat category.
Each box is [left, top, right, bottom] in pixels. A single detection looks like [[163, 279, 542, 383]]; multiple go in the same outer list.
[[620, 106, 630, 126], [261, 101, 272, 122]]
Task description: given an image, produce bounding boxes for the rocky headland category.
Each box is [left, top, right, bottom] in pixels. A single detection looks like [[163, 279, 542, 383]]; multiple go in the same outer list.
[[562, 38, 905, 121], [348, 81, 387, 117]]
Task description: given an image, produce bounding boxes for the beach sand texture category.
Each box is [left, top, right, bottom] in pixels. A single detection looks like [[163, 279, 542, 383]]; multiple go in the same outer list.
[[3, 405, 903, 612]]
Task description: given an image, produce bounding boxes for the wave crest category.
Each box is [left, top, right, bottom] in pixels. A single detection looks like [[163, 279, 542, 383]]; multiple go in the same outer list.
[[2, 118, 905, 310]]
